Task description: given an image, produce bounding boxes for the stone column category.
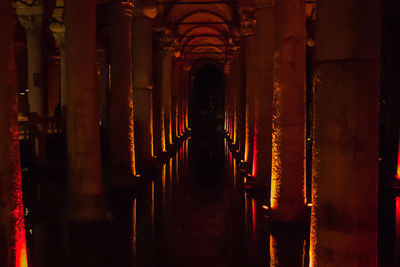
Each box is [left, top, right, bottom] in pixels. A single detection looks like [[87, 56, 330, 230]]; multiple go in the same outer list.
[[240, 7, 256, 169], [250, 1, 275, 189], [171, 58, 180, 142], [65, 0, 104, 221], [270, 0, 306, 221], [153, 31, 174, 155], [310, 0, 380, 266], [50, 1, 66, 113], [109, 1, 137, 186], [0, 1, 28, 266], [133, 5, 157, 171], [15, 3, 44, 115]]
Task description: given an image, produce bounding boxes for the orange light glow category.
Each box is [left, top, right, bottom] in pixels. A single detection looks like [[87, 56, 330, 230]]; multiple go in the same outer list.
[[270, 235, 277, 266], [150, 104, 154, 158], [233, 158, 237, 192], [162, 164, 166, 207], [396, 197, 400, 240], [161, 109, 166, 152], [129, 85, 136, 176], [396, 135, 400, 180], [252, 122, 258, 177], [10, 120, 28, 267], [132, 198, 137, 256], [252, 198, 256, 239], [271, 80, 282, 209], [244, 109, 250, 163], [262, 205, 269, 210]]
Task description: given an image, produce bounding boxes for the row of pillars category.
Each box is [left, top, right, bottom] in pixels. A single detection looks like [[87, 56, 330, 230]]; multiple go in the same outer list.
[[225, 0, 380, 265], [1, 2, 191, 266], [67, 0, 190, 220]]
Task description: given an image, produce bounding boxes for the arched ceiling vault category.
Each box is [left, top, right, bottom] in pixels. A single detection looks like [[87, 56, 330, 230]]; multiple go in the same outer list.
[[163, 0, 239, 66]]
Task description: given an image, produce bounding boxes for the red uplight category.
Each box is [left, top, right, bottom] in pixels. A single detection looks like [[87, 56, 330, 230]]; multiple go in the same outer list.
[[396, 134, 400, 180]]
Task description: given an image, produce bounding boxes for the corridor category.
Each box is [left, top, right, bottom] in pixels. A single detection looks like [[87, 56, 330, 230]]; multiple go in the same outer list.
[[1, 0, 400, 266]]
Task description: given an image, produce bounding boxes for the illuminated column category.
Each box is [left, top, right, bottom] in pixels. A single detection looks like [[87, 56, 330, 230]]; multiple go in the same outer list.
[[270, 0, 306, 221], [231, 48, 240, 147], [65, 0, 104, 221], [240, 7, 256, 168], [133, 5, 157, 170], [109, 1, 136, 186], [251, 1, 275, 188], [15, 2, 44, 115], [178, 64, 187, 135], [171, 58, 180, 142], [310, 0, 380, 265], [0, 0, 28, 266], [153, 31, 174, 155], [182, 66, 190, 132], [224, 60, 233, 138], [238, 42, 247, 159], [50, 0, 66, 113]]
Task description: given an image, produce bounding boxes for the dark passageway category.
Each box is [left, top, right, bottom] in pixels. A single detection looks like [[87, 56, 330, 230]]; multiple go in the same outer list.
[[2, 1, 400, 267]]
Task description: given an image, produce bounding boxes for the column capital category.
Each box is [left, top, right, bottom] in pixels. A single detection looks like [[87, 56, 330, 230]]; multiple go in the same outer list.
[[133, 2, 158, 19], [113, 0, 134, 17], [14, 1, 43, 36], [50, 22, 65, 50], [239, 6, 256, 36], [154, 28, 179, 53]]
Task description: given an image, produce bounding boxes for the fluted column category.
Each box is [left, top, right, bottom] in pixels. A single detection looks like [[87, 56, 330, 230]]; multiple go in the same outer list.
[[270, 0, 306, 221], [15, 3, 44, 115], [65, 0, 104, 221], [133, 5, 157, 171], [0, 1, 28, 266], [109, 1, 137, 186], [310, 0, 380, 266]]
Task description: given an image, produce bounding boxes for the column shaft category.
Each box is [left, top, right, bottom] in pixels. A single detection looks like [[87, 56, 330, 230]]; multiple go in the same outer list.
[[251, 4, 274, 188], [0, 1, 28, 265], [244, 34, 256, 166], [310, 0, 380, 265], [133, 14, 154, 169], [65, 0, 104, 221], [109, 2, 136, 186], [270, 0, 306, 221]]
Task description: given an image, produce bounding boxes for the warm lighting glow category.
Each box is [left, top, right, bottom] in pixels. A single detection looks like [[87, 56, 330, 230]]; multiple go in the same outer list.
[[270, 235, 277, 266], [262, 205, 269, 210], [396, 134, 400, 180], [162, 164, 166, 207], [150, 104, 154, 158], [175, 152, 179, 184], [271, 79, 282, 209], [244, 106, 250, 162], [10, 112, 28, 267], [233, 158, 237, 192], [162, 109, 166, 152], [132, 198, 137, 256], [252, 198, 256, 239], [169, 158, 173, 190], [396, 196, 400, 240], [233, 100, 237, 144], [307, 203, 313, 207], [252, 122, 258, 177], [129, 85, 136, 176]]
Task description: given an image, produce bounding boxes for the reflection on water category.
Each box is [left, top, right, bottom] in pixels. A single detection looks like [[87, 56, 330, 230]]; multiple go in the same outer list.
[[25, 137, 311, 267]]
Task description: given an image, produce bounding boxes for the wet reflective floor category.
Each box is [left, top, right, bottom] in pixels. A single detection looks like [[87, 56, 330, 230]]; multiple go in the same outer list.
[[23, 135, 315, 267]]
